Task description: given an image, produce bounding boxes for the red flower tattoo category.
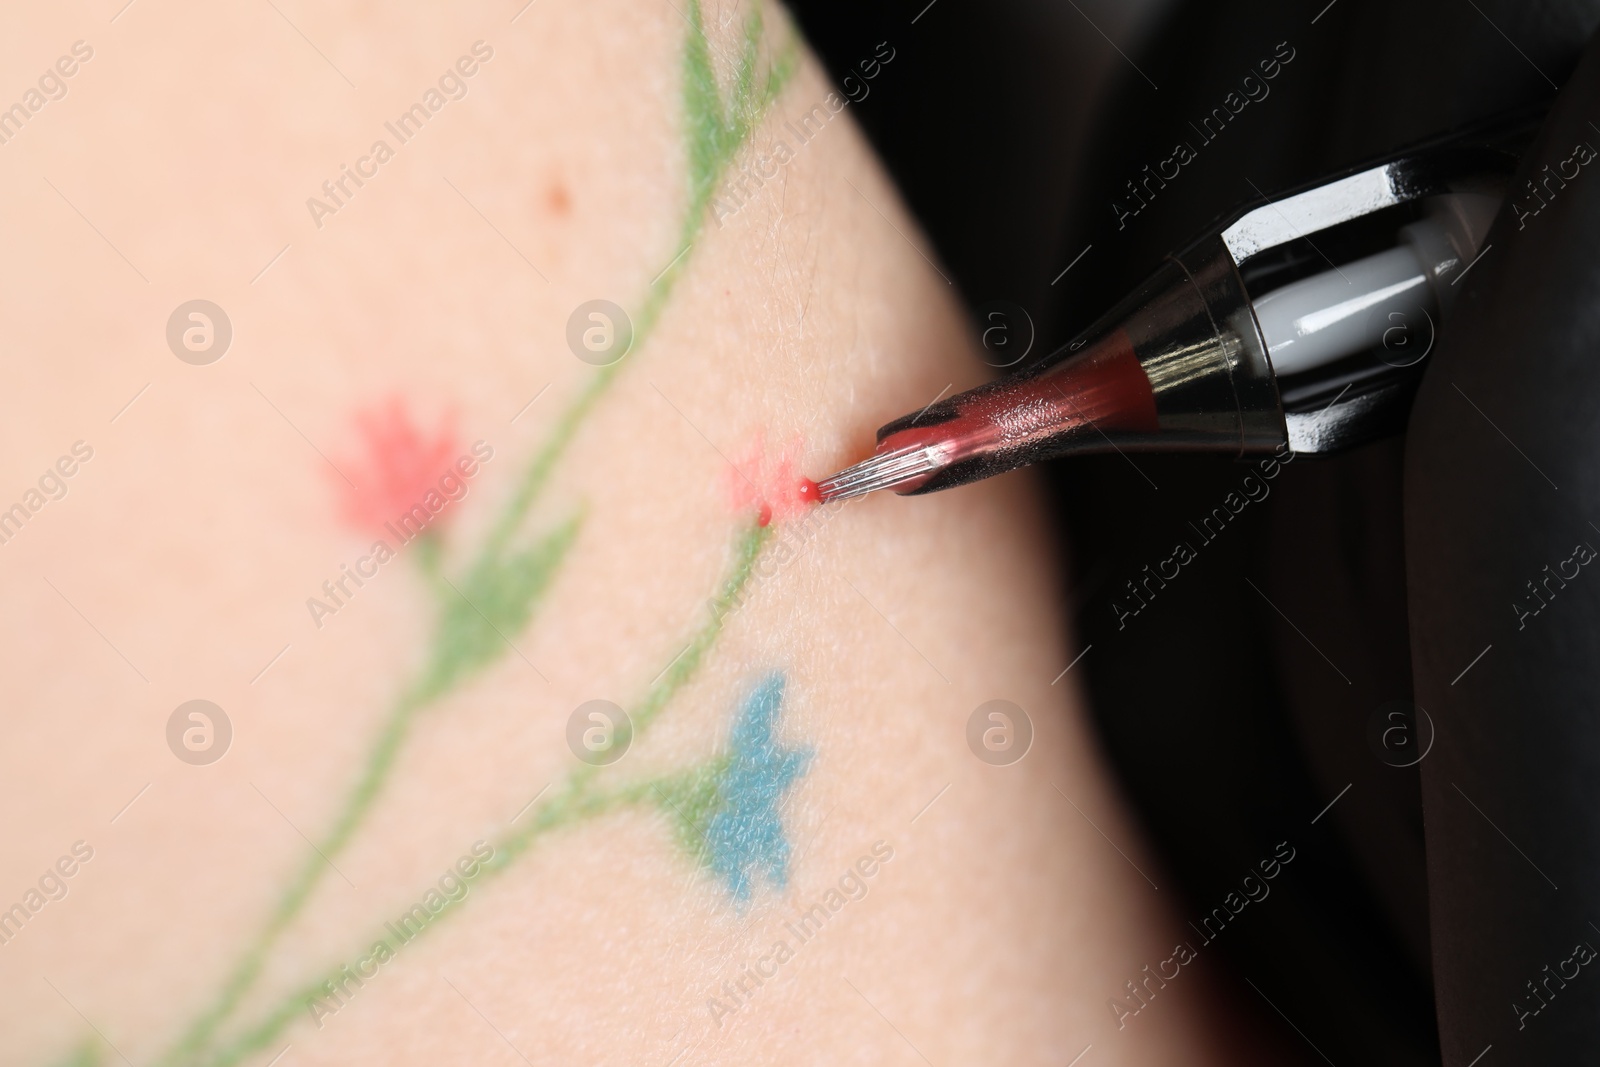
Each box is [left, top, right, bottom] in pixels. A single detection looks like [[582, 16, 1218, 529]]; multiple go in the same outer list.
[[335, 397, 459, 533]]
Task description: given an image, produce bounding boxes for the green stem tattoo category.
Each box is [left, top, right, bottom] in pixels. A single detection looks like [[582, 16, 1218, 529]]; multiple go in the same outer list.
[[196, 525, 772, 1067], [51, 7, 799, 1067]]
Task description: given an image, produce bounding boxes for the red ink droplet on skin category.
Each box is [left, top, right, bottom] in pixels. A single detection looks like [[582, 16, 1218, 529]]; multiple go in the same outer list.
[[722, 435, 822, 526]]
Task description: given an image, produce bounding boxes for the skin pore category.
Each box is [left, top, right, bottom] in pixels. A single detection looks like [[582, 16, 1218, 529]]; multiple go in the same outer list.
[[0, 1, 1269, 1064]]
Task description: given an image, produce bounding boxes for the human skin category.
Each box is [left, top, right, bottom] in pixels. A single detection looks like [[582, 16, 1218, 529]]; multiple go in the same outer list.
[[0, 2, 1270, 1064]]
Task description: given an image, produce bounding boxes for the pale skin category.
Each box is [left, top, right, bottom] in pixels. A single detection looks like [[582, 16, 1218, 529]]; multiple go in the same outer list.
[[0, 2, 1271, 1064]]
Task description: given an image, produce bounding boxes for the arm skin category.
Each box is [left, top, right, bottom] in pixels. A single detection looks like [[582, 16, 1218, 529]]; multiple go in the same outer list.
[[0, 2, 1274, 1064]]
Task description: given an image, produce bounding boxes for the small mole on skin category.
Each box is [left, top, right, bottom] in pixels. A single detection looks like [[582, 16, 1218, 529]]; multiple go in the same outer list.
[[545, 183, 571, 217]]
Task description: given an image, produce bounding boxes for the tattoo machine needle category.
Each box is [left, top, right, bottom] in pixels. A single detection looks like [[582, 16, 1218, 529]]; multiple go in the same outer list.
[[816, 123, 1533, 503]]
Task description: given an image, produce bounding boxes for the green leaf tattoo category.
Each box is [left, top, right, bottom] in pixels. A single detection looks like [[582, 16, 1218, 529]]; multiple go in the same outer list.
[[422, 512, 583, 701]]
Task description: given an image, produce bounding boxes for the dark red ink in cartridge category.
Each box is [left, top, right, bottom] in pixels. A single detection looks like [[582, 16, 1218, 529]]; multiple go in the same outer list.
[[866, 330, 1158, 495]]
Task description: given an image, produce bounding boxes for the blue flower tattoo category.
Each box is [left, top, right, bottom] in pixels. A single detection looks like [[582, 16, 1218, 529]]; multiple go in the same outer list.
[[657, 672, 812, 905]]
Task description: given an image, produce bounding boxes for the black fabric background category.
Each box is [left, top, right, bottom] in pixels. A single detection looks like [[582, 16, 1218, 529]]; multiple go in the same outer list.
[[1407, 28, 1600, 1066]]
